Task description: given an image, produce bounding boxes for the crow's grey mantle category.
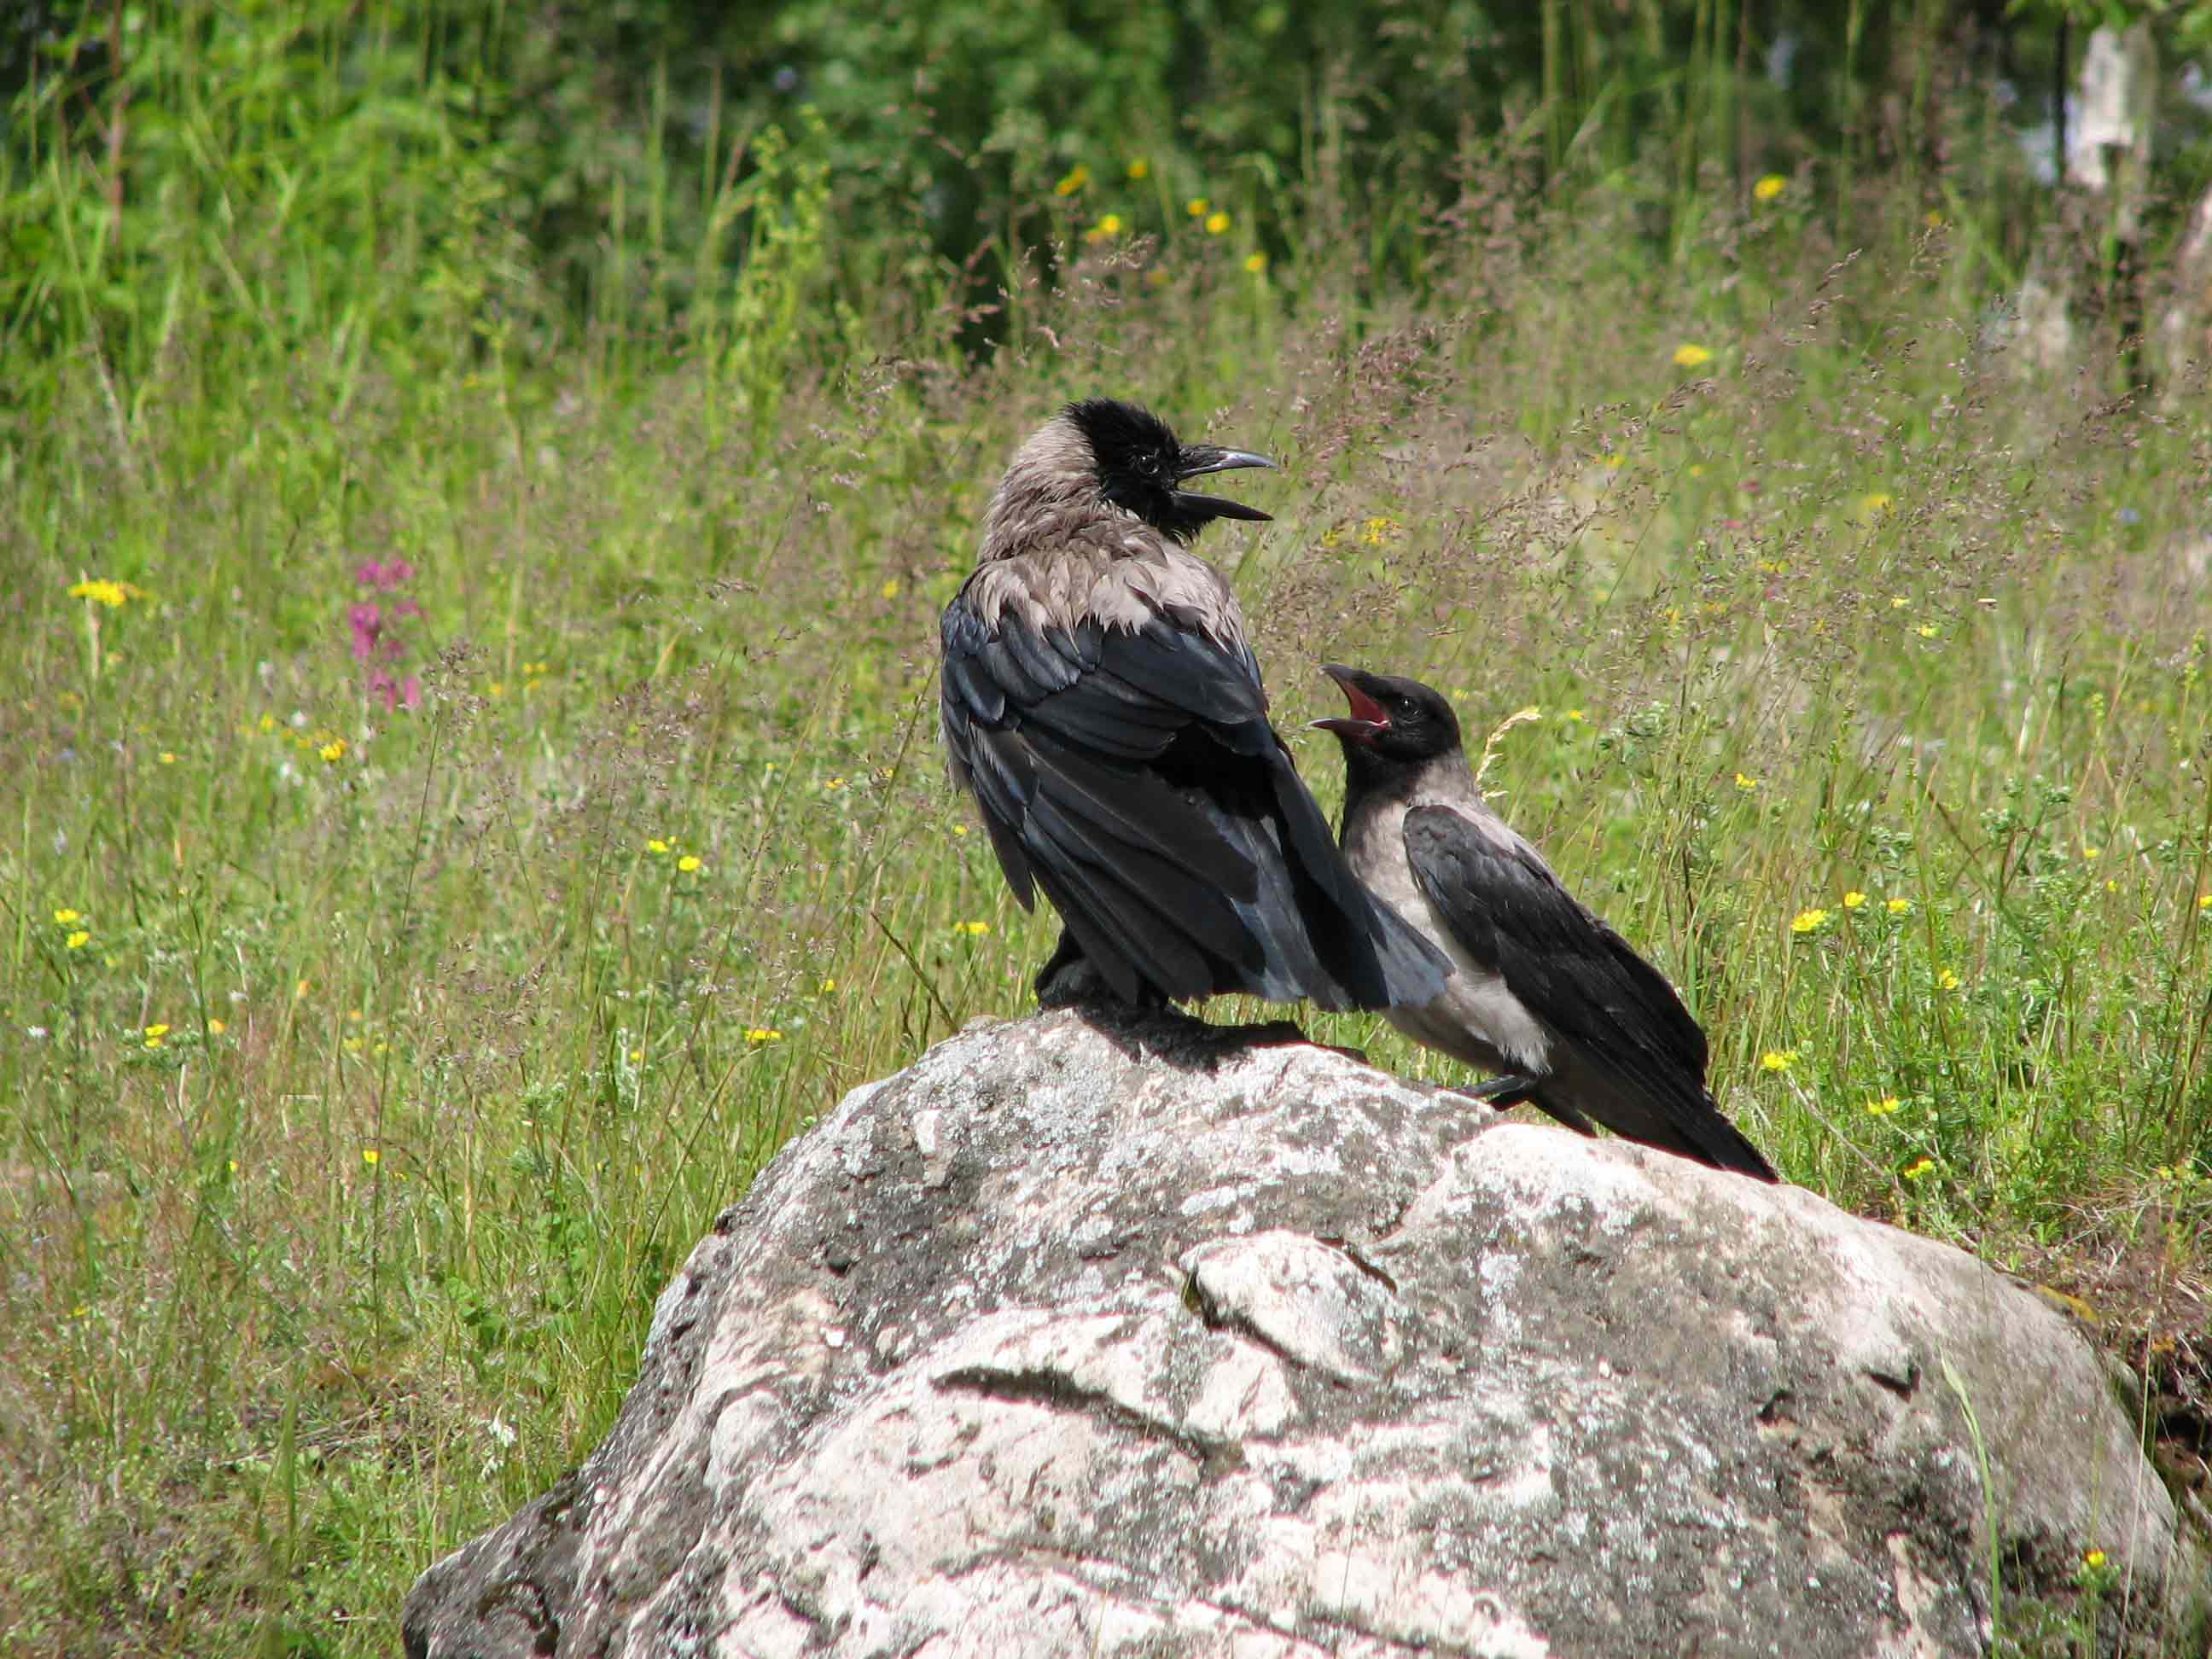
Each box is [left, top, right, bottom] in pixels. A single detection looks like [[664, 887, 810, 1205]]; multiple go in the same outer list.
[[404, 1008, 2208, 1657]]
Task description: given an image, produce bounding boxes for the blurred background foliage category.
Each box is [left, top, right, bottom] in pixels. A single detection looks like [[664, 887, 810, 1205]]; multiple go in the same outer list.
[[8, 0, 2212, 415]]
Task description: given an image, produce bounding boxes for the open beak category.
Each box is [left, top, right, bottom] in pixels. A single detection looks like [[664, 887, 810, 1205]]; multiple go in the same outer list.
[[1173, 445, 1274, 523], [1309, 663, 1389, 742]]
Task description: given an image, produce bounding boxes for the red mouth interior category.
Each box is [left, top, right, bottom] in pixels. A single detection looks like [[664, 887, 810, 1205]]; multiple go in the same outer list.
[[1335, 677, 1388, 727]]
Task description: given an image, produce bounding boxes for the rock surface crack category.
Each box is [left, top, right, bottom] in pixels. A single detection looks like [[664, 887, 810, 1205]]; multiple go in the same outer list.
[[933, 1363, 1241, 1467]]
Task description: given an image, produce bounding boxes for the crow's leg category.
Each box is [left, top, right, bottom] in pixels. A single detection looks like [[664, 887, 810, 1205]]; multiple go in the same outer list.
[[1033, 926, 1170, 1012], [1032, 926, 1088, 1004], [1454, 1072, 1540, 1109]]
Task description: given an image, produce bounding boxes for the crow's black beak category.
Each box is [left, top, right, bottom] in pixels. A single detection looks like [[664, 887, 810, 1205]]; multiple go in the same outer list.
[[1173, 445, 1274, 522], [1176, 446, 1274, 480], [1309, 662, 1389, 742]]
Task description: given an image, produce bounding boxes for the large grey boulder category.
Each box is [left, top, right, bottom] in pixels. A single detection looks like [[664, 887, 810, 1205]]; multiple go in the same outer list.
[[405, 1009, 2208, 1657]]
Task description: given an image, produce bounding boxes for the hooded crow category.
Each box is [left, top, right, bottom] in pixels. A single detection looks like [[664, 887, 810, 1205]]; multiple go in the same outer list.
[[1315, 665, 1778, 1181], [939, 399, 1451, 1011]]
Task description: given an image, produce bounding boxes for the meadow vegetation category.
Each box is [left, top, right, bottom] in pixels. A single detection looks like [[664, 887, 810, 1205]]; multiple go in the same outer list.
[[3, 3, 2211, 1654]]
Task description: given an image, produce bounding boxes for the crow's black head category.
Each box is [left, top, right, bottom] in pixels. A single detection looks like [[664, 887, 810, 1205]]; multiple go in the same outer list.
[[1062, 397, 1273, 543], [1312, 665, 1464, 781]]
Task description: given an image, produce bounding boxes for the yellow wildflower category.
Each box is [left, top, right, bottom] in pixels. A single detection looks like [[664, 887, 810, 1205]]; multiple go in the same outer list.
[[1565, 709, 1585, 723], [880, 578, 901, 599], [68, 579, 149, 608], [1866, 1096, 1902, 1116], [1861, 492, 1895, 516], [208, 1019, 226, 1035], [1734, 772, 1761, 793], [2084, 1549, 2107, 1569], [1243, 251, 1267, 274], [2199, 894, 2212, 911], [1915, 624, 1938, 639], [1205, 211, 1231, 235], [54, 907, 81, 925], [143, 1023, 170, 1049], [1054, 164, 1091, 196], [1790, 909, 1830, 934], [318, 738, 346, 763], [1126, 158, 1150, 180], [1842, 891, 1867, 909], [343, 1035, 364, 1053], [1186, 196, 1208, 217], [159, 752, 176, 765], [1887, 897, 1912, 914], [1936, 968, 1961, 992], [1760, 1049, 1798, 1073], [1753, 173, 1786, 201], [2081, 846, 2101, 861], [362, 1148, 380, 1167], [648, 838, 671, 853], [957, 920, 992, 936], [678, 855, 703, 873], [1084, 213, 1126, 243], [818, 977, 838, 993], [1672, 344, 1713, 369], [745, 1027, 783, 1044], [952, 824, 969, 837], [1901, 1157, 1935, 1182], [65, 930, 90, 950]]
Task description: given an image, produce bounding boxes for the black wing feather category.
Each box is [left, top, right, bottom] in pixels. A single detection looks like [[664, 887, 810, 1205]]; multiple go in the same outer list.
[[942, 585, 1448, 1010], [1402, 805, 1775, 1180]]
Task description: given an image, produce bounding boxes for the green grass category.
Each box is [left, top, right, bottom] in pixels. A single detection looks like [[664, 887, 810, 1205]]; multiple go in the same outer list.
[[4, 84, 2211, 1659]]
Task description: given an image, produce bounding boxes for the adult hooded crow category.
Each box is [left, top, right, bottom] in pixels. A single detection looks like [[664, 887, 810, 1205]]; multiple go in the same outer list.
[[939, 399, 1450, 1011], [1314, 666, 1778, 1181]]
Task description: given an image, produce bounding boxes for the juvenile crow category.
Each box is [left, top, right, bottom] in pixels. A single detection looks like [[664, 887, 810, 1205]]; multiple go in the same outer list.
[[939, 399, 1451, 1011], [1314, 665, 1778, 1181]]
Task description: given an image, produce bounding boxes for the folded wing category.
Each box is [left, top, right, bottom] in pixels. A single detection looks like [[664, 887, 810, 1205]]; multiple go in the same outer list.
[[941, 591, 1448, 1010], [1401, 804, 1776, 1179]]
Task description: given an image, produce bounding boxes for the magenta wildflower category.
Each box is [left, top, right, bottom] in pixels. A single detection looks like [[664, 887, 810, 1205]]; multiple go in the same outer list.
[[366, 668, 422, 712], [348, 602, 392, 662], [354, 559, 416, 591], [346, 561, 423, 711]]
